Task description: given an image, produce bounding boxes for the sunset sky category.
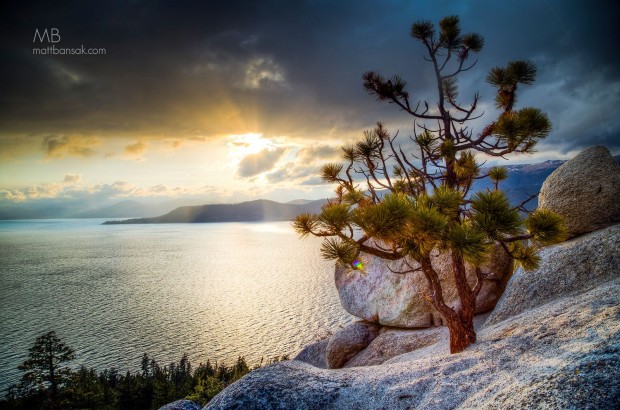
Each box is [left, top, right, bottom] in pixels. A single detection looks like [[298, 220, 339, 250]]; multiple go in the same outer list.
[[1, 0, 619, 210]]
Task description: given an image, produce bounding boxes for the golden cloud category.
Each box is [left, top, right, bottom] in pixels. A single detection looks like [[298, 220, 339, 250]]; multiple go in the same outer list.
[[124, 140, 147, 159], [42, 135, 100, 158]]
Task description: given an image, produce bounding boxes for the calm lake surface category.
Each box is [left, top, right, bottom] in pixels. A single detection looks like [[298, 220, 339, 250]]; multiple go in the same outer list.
[[0, 219, 353, 392]]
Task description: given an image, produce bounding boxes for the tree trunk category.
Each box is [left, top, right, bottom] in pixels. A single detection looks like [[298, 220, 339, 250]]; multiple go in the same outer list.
[[451, 252, 477, 326], [420, 257, 476, 353], [446, 314, 476, 353]]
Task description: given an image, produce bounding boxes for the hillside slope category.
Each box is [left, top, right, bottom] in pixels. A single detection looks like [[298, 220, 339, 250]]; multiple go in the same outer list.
[[104, 199, 325, 224]]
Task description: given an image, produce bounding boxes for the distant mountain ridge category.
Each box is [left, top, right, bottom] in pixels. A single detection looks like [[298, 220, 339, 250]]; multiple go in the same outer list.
[[103, 199, 326, 224], [472, 159, 567, 209], [104, 158, 578, 225], [74, 200, 162, 218], [1, 155, 618, 221], [286, 199, 316, 205], [0, 198, 205, 220], [475, 155, 618, 209]]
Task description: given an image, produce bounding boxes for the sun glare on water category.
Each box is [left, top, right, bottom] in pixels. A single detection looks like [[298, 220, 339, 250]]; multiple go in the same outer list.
[[246, 223, 293, 234]]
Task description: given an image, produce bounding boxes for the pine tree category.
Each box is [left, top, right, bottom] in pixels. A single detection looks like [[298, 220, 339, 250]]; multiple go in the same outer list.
[[294, 16, 566, 353], [16, 331, 75, 406]]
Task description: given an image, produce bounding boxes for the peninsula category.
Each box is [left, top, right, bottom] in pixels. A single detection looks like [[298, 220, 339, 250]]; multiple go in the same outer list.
[[103, 199, 325, 224]]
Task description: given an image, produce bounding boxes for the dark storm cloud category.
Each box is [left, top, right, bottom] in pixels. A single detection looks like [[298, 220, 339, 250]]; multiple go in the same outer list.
[[453, 0, 620, 154], [0, 0, 618, 156]]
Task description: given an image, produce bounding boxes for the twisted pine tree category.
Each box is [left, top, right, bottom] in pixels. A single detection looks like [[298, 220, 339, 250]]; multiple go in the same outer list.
[[294, 16, 567, 354]]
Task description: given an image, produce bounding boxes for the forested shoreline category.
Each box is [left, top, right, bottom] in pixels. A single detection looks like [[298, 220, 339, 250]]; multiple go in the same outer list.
[[1, 331, 286, 409]]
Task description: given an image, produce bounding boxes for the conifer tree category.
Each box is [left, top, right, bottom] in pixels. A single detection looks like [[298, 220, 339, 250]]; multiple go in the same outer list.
[[16, 331, 75, 406], [294, 16, 566, 353]]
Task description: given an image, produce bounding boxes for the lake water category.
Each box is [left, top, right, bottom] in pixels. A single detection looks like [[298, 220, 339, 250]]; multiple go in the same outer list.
[[0, 219, 353, 393]]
